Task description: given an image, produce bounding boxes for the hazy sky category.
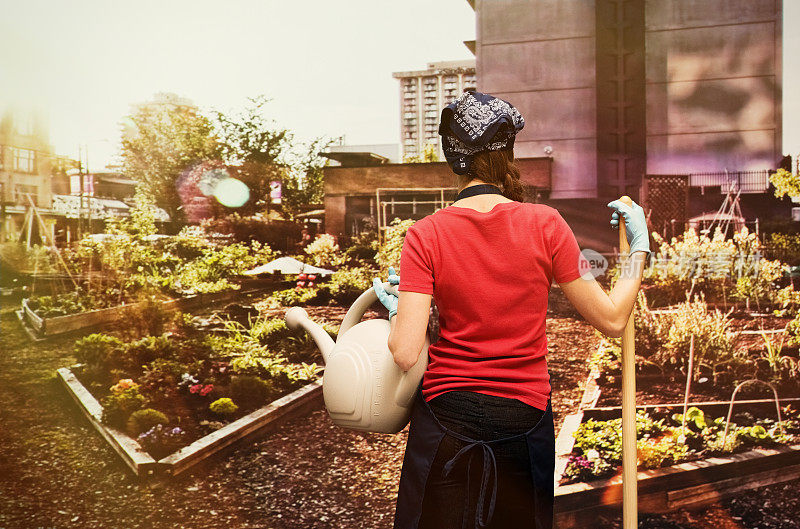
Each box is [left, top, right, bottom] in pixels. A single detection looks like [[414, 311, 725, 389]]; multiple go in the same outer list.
[[1, 0, 797, 170]]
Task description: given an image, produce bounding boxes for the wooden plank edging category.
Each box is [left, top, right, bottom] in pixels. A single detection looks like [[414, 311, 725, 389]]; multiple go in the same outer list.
[[56, 367, 158, 478], [159, 381, 323, 477], [22, 287, 261, 338], [57, 365, 323, 480]]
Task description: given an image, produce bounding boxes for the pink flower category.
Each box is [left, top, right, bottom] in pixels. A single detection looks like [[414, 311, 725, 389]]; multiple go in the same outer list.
[[189, 384, 202, 394], [200, 384, 214, 396]]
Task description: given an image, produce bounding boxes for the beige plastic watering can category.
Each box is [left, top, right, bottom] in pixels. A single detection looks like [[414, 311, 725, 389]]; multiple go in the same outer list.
[[284, 282, 429, 434]]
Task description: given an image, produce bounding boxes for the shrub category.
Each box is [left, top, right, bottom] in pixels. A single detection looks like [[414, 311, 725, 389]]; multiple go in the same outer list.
[[323, 266, 374, 304], [765, 232, 800, 266], [269, 287, 319, 307], [201, 214, 302, 253], [112, 334, 177, 374], [74, 333, 124, 367], [140, 359, 186, 400], [343, 228, 379, 263], [100, 386, 148, 429], [731, 257, 786, 309], [230, 375, 274, 409], [122, 295, 176, 338], [377, 218, 415, 271], [126, 408, 169, 436], [304, 234, 345, 268], [209, 397, 239, 416], [656, 294, 742, 378]]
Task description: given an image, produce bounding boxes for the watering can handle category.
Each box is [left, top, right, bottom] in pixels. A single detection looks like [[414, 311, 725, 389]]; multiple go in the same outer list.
[[339, 282, 398, 336]]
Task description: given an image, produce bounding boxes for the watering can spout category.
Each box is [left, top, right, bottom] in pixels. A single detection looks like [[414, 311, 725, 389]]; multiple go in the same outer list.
[[285, 307, 335, 363]]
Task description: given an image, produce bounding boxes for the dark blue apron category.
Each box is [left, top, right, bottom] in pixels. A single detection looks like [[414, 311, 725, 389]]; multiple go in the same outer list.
[[394, 383, 555, 529]]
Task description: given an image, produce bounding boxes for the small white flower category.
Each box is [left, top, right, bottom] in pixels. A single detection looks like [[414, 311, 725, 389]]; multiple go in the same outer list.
[[585, 449, 600, 461]]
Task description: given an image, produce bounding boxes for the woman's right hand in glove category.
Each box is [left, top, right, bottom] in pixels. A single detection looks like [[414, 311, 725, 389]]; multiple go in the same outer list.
[[607, 199, 650, 256]]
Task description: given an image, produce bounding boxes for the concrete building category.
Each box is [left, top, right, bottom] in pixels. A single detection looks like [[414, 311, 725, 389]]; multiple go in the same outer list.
[[471, 0, 782, 201], [321, 143, 401, 166], [393, 60, 477, 160], [0, 108, 55, 243]]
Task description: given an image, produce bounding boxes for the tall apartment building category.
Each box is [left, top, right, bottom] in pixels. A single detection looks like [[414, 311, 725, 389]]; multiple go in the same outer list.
[[393, 60, 477, 160]]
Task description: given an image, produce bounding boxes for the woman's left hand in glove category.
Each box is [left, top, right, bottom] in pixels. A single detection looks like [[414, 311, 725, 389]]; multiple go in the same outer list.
[[373, 267, 400, 319]]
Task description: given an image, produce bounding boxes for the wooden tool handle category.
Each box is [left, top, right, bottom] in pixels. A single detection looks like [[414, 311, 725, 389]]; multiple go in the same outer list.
[[618, 195, 638, 529]]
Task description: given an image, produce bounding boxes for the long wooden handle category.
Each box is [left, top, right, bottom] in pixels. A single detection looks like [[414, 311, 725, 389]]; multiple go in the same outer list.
[[618, 195, 638, 528]]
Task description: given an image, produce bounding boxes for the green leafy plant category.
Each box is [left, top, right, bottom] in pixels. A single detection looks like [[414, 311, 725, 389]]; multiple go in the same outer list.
[[100, 385, 148, 429], [113, 334, 177, 374], [304, 233, 345, 268], [126, 408, 169, 436], [757, 329, 798, 382], [74, 333, 125, 367], [229, 375, 274, 409], [323, 265, 374, 304], [209, 397, 239, 416], [139, 359, 187, 400], [377, 218, 415, 270], [564, 408, 795, 484], [656, 294, 742, 380], [268, 287, 319, 307], [204, 316, 288, 376]]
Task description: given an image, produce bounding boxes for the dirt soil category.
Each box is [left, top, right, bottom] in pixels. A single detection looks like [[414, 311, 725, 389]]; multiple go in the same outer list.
[[2, 289, 799, 529], [597, 310, 800, 407]]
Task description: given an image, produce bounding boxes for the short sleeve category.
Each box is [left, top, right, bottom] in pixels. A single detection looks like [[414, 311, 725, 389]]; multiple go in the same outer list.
[[550, 210, 583, 284], [398, 224, 435, 295]]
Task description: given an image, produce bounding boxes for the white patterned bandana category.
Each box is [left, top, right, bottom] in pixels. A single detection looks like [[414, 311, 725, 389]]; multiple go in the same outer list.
[[438, 91, 524, 175]]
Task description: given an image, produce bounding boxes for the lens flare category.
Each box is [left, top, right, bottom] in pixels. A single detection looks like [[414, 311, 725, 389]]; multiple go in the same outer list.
[[213, 177, 250, 208], [198, 168, 228, 196]]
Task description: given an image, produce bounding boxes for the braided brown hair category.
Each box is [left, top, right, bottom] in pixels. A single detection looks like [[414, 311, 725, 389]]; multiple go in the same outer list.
[[463, 149, 527, 202]]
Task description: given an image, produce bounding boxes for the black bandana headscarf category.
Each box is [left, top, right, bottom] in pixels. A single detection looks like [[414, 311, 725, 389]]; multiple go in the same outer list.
[[438, 90, 525, 175]]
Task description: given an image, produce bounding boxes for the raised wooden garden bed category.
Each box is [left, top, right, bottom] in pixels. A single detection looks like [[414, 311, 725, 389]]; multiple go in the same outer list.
[[57, 365, 323, 481], [17, 288, 267, 339], [551, 343, 800, 527], [554, 438, 800, 528]]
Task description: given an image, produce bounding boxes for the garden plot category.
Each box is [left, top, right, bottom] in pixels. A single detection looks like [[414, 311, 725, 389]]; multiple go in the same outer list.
[[553, 396, 800, 528], [17, 286, 280, 340], [57, 365, 323, 480], [16, 210, 283, 340], [549, 224, 800, 527], [55, 291, 338, 480]]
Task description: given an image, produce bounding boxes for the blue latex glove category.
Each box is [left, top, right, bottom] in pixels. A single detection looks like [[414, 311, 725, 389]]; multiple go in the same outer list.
[[607, 199, 651, 256], [373, 266, 400, 319]]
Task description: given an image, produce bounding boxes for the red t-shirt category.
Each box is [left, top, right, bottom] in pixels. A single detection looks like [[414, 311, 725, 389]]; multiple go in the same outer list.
[[398, 201, 584, 411]]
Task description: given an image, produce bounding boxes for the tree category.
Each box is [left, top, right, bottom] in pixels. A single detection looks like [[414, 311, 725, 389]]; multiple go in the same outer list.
[[281, 136, 336, 220], [120, 94, 221, 224], [403, 142, 440, 163], [770, 167, 800, 200], [212, 96, 292, 217]]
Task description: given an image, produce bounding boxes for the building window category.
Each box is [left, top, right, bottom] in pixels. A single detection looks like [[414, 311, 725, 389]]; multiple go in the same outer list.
[[13, 148, 35, 173]]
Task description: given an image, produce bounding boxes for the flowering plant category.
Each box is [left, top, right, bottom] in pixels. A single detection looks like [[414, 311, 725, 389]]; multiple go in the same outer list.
[[137, 424, 187, 458], [110, 379, 138, 393], [189, 383, 214, 397], [178, 372, 200, 391]]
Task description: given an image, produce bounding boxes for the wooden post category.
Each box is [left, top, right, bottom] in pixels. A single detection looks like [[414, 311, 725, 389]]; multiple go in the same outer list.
[[618, 195, 638, 529]]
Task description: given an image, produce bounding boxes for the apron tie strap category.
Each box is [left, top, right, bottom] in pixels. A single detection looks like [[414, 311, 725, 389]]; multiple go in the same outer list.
[[442, 440, 498, 529]]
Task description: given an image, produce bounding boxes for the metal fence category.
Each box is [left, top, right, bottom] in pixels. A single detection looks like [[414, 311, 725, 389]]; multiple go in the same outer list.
[[688, 170, 770, 194]]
